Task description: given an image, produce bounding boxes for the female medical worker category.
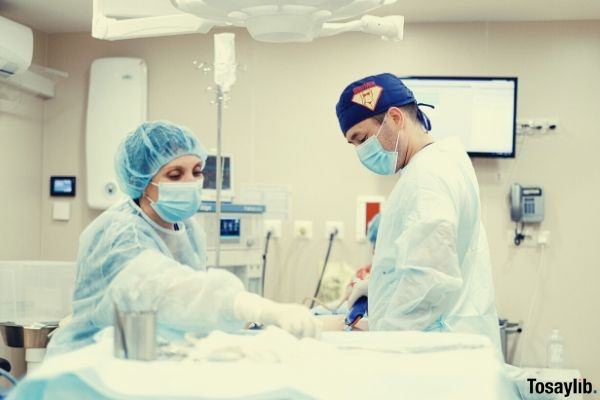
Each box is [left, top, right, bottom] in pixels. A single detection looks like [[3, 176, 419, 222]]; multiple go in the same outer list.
[[47, 121, 319, 356], [336, 74, 502, 355]]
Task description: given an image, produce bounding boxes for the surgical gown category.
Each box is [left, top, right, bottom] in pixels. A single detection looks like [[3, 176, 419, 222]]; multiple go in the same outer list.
[[369, 138, 502, 355], [47, 199, 245, 356]]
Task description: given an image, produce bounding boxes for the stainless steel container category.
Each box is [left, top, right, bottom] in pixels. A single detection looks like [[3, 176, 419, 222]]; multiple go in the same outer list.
[[0, 322, 58, 349], [499, 319, 522, 364], [114, 309, 157, 361]]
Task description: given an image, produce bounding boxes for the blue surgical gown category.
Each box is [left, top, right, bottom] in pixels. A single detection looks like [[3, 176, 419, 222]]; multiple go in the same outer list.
[[47, 199, 245, 356]]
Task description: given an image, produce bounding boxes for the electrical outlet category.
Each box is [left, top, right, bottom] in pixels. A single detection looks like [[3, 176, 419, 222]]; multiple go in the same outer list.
[[517, 119, 534, 135], [294, 220, 313, 240], [535, 119, 558, 134], [325, 221, 344, 240], [537, 230, 551, 246], [517, 118, 558, 135], [546, 119, 559, 131], [507, 228, 550, 247], [264, 219, 282, 239]]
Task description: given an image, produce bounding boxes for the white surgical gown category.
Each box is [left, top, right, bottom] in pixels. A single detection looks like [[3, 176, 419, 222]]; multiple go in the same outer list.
[[47, 199, 245, 356], [370, 138, 502, 355]]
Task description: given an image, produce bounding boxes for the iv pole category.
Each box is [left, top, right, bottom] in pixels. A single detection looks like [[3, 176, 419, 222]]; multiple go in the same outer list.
[[215, 85, 223, 268], [212, 33, 236, 269]]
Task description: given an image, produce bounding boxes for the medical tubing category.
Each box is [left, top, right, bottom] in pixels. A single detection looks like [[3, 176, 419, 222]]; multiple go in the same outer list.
[[261, 231, 273, 296], [310, 229, 338, 308]]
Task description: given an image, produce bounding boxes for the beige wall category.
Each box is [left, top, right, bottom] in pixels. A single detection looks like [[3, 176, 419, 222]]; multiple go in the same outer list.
[[0, 26, 47, 260], [0, 24, 48, 385], [16, 20, 600, 382]]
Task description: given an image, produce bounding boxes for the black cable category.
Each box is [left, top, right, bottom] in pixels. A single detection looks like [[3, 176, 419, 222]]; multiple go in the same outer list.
[[261, 231, 273, 296], [514, 222, 525, 246], [310, 229, 338, 308]]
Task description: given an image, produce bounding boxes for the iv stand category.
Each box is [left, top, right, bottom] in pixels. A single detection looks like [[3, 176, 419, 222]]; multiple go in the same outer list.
[[195, 32, 236, 270], [214, 86, 224, 269]]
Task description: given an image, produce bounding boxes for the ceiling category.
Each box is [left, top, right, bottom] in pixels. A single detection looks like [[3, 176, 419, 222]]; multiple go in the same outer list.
[[1, 0, 599, 33]]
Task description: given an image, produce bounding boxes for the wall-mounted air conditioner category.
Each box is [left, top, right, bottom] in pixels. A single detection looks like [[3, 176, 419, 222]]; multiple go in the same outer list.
[[0, 16, 68, 99], [0, 15, 33, 77]]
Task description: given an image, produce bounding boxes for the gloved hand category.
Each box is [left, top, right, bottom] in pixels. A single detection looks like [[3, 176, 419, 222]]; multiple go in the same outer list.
[[260, 302, 321, 338], [347, 278, 369, 308], [234, 292, 321, 338]]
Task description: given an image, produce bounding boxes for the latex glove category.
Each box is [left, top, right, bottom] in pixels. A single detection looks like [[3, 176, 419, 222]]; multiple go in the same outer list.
[[347, 278, 369, 308], [260, 303, 322, 338], [234, 292, 322, 338]]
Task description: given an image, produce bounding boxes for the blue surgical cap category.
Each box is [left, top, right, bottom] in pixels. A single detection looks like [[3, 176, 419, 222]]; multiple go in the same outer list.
[[335, 73, 432, 135], [367, 213, 381, 247], [115, 120, 208, 199]]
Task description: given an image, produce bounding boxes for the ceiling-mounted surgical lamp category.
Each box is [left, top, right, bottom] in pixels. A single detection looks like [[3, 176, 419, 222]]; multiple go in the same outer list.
[[92, 0, 404, 43]]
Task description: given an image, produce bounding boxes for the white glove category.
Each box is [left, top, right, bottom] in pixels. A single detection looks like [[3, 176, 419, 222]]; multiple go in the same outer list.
[[347, 278, 369, 309], [234, 292, 321, 338], [260, 303, 322, 338]]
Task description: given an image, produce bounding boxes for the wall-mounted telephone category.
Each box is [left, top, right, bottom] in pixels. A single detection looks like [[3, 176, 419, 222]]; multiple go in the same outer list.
[[510, 183, 545, 223], [509, 183, 545, 246]]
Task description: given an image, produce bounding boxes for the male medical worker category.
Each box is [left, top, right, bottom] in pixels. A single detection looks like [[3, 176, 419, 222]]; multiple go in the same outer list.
[[338, 73, 501, 353]]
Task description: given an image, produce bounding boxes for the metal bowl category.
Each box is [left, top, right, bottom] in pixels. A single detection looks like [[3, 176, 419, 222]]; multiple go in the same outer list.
[[0, 322, 58, 349]]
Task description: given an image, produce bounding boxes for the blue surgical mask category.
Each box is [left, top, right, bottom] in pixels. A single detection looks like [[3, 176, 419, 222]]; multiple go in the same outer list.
[[147, 180, 203, 223], [356, 116, 400, 176]]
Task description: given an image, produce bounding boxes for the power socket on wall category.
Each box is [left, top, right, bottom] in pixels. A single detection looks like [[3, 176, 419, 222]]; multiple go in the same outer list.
[[506, 228, 551, 247], [264, 220, 282, 239], [517, 118, 559, 135], [325, 221, 344, 240], [294, 220, 313, 240]]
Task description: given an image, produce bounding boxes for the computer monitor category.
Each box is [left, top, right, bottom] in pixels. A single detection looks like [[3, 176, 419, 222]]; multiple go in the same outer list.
[[401, 76, 517, 158], [202, 153, 234, 202]]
